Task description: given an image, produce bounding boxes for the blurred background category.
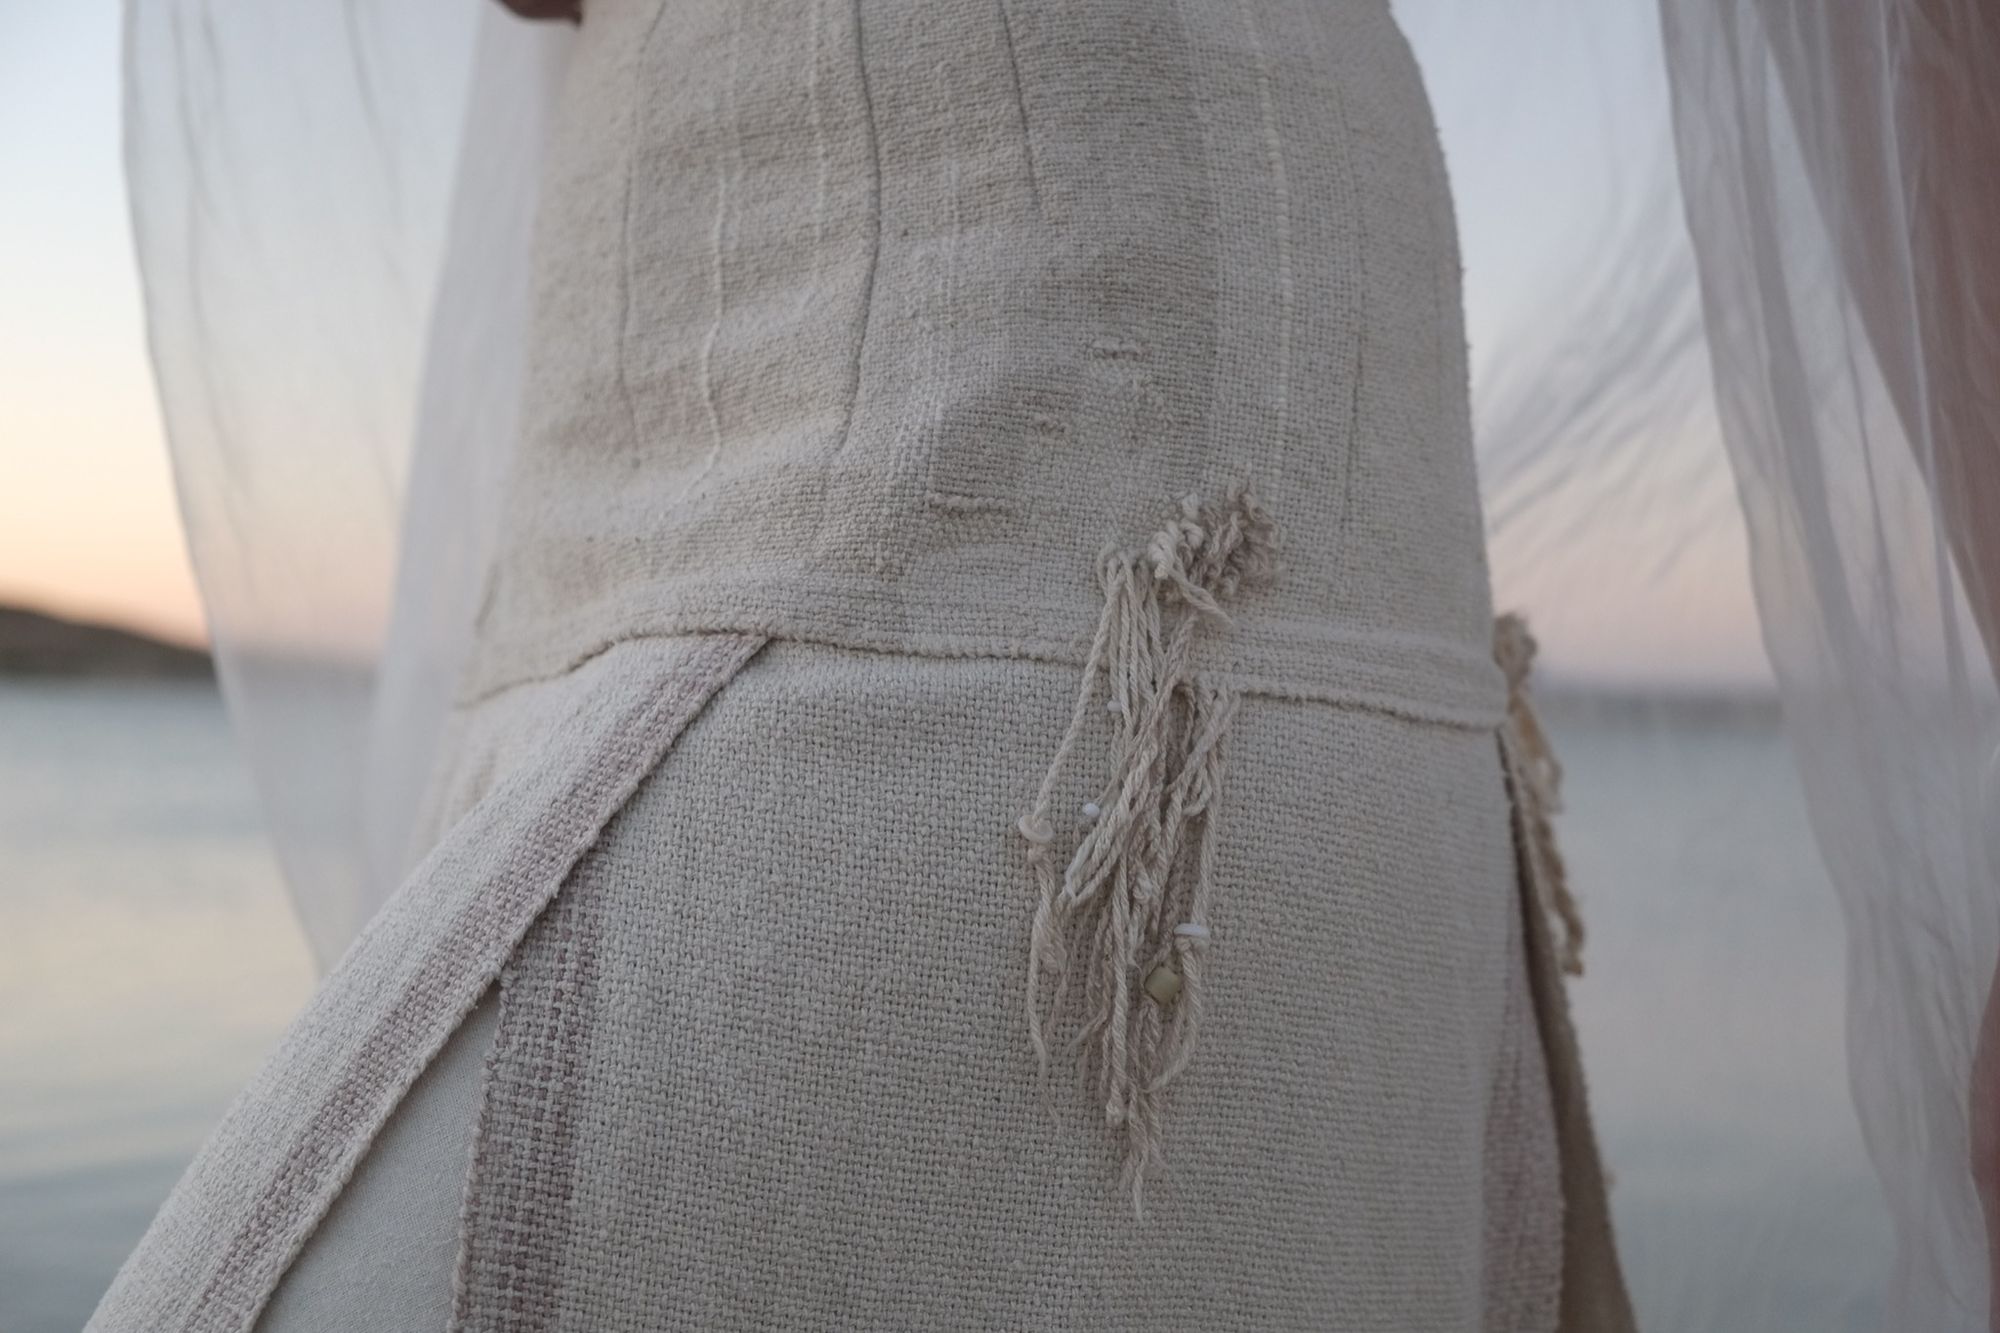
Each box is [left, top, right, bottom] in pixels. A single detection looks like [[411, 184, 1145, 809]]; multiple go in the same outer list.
[[2, 6, 319, 1329], [1, 2, 1891, 1330]]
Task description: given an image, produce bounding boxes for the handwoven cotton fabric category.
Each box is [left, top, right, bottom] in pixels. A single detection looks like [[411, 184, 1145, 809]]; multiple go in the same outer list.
[[449, 640, 1563, 1330], [459, 0, 1504, 722], [93, 0, 1631, 1328]]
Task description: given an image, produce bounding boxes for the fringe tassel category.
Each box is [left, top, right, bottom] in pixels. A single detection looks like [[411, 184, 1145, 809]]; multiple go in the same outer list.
[[1016, 487, 1277, 1210], [1494, 612, 1586, 976]]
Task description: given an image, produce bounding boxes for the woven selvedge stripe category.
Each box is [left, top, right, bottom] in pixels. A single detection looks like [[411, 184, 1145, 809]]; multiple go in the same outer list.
[[1498, 697, 1637, 1332], [1478, 835, 1564, 1330], [177, 633, 766, 1333], [452, 846, 607, 1332]]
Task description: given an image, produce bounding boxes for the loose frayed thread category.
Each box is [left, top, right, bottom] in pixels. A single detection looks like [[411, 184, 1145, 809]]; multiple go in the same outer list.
[[1017, 487, 1277, 1212], [1494, 613, 1586, 976]]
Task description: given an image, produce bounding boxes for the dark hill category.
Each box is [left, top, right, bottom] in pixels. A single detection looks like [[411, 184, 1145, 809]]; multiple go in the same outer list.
[[0, 604, 212, 680]]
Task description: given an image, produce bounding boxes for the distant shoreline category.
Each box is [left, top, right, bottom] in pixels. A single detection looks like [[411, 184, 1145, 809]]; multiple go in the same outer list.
[[0, 601, 1788, 716], [0, 604, 212, 680]]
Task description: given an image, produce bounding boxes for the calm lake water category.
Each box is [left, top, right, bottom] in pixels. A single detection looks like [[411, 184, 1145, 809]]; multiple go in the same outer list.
[[0, 682, 1892, 1331]]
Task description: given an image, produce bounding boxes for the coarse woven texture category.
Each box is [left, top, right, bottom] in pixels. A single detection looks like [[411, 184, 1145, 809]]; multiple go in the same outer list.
[[1481, 834, 1567, 1333], [253, 999, 501, 1333], [83, 633, 764, 1333], [1504, 720, 1637, 1331], [447, 638, 1562, 1331], [113, 626, 1622, 1333], [99, 0, 1634, 1324], [462, 0, 1504, 724]]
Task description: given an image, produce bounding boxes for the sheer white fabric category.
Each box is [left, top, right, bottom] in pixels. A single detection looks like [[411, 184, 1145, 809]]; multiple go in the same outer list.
[[1662, 2, 2000, 1322], [121, 0, 1996, 1323], [123, 2, 570, 958]]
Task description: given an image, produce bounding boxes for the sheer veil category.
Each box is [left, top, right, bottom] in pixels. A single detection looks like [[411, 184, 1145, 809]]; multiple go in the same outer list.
[[123, 4, 570, 952], [121, 0, 1997, 1323], [1658, 3, 1999, 1321]]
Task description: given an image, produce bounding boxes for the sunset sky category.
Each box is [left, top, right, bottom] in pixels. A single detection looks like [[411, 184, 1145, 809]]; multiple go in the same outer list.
[[1, 3, 204, 646], [0, 1, 1774, 684]]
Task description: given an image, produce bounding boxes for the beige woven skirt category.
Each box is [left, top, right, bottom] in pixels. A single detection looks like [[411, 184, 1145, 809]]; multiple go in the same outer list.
[[385, 640, 1568, 1333], [91, 629, 1622, 1332], [91, 0, 1633, 1327]]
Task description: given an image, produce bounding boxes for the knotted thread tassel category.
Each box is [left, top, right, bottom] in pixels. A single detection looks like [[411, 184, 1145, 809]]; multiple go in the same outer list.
[[1494, 612, 1586, 976], [1016, 487, 1277, 1210]]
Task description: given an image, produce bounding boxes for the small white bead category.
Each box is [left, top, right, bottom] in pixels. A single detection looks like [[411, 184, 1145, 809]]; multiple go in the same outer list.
[[1106, 698, 1124, 714], [1172, 922, 1210, 939], [1016, 814, 1054, 844], [1080, 801, 1101, 820]]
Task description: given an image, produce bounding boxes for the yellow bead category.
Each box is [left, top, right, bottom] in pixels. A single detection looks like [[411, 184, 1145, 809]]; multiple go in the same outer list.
[[1144, 963, 1183, 1007]]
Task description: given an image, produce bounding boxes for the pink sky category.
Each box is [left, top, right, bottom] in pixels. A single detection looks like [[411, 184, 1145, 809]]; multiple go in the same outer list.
[[1, 4, 205, 647]]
